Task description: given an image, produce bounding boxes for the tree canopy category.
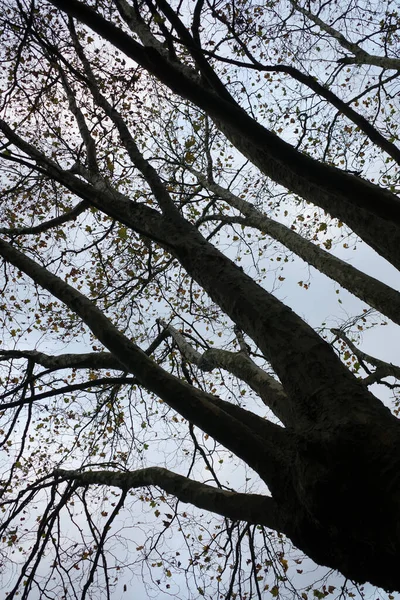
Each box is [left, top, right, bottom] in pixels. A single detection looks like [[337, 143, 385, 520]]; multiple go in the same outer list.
[[0, 0, 400, 598]]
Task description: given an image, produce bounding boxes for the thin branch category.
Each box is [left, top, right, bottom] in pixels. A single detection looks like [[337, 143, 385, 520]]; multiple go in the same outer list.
[[0, 200, 89, 236], [68, 23, 179, 216], [0, 377, 137, 411], [290, 0, 400, 70], [57, 67, 98, 173], [201, 53, 400, 165], [331, 328, 400, 384]]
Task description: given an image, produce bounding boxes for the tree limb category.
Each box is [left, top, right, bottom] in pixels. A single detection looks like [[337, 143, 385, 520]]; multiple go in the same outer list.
[[0, 200, 89, 237], [190, 168, 400, 327], [289, 0, 400, 71], [158, 318, 290, 424], [331, 328, 400, 384], [0, 237, 289, 487], [55, 466, 285, 532]]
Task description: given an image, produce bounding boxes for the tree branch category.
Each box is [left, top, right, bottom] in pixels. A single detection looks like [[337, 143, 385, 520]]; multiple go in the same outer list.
[[0, 200, 89, 237], [0, 377, 137, 410], [0, 237, 289, 487], [158, 318, 290, 424], [331, 328, 400, 384], [289, 0, 400, 71], [190, 167, 400, 327], [55, 466, 285, 532], [0, 119, 172, 248]]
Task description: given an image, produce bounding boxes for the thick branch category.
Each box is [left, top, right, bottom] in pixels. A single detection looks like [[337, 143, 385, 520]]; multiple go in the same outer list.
[[55, 466, 285, 532], [0, 348, 125, 370], [190, 168, 400, 326], [0, 238, 288, 487], [158, 319, 290, 424], [0, 332, 169, 371], [338, 55, 400, 70], [48, 0, 400, 272]]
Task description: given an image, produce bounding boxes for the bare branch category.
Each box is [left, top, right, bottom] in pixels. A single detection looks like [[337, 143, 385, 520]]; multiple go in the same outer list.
[[289, 0, 400, 71], [0, 377, 137, 410], [331, 328, 400, 384], [158, 319, 290, 424], [55, 466, 285, 532], [0, 349, 124, 370], [0, 200, 89, 236]]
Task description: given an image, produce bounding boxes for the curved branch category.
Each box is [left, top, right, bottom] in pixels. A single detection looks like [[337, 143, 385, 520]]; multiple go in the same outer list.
[[331, 328, 400, 384], [0, 200, 89, 237], [0, 237, 289, 487], [158, 319, 290, 424], [290, 0, 400, 71], [0, 376, 137, 410], [55, 466, 285, 532]]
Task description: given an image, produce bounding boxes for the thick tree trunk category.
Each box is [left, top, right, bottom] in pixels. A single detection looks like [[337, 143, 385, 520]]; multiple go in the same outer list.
[[282, 414, 400, 591]]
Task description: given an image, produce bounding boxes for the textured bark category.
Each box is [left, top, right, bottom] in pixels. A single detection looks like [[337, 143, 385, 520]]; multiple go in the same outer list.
[[283, 417, 400, 591], [0, 349, 125, 371], [55, 467, 285, 532]]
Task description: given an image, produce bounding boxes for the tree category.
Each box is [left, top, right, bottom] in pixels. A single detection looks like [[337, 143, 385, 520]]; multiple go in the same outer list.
[[0, 0, 399, 597]]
